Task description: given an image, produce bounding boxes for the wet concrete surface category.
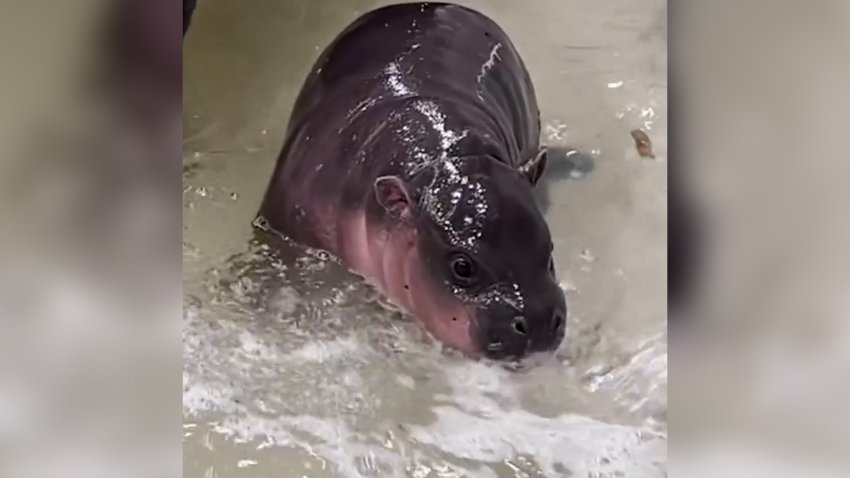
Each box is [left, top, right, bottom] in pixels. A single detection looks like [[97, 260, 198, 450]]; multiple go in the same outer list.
[[183, 1, 667, 476]]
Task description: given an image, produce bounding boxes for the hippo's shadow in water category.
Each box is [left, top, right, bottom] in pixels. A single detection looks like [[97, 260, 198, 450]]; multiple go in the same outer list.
[[533, 146, 596, 212]]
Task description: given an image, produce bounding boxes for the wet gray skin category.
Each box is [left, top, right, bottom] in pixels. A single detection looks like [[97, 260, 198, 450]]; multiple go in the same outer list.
[[183, 0, 667, 476], [258, 3, 568, 360]]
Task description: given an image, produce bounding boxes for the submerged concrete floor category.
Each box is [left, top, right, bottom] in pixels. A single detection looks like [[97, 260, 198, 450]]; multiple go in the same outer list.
[[183, 1, 667, 476]]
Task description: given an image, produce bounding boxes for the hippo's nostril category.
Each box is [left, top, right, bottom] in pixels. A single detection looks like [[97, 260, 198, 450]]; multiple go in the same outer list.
[[512, 317, 527, 335], [552, 312, 564, 332]]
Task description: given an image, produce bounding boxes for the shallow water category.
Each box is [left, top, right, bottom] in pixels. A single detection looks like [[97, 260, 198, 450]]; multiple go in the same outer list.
[[183, 1, 667, 476]]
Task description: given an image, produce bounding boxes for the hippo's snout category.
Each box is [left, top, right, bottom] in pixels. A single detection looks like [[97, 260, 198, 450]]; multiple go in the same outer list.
[[479, 290, 567, 360]]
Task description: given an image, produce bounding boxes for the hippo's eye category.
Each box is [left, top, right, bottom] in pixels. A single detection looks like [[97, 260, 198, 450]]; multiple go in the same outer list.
[[449, 253, 476, 286]]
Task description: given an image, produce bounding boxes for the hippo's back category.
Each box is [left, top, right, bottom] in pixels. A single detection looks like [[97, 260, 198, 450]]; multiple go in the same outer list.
[[286, 2, 539, 152], [259, 2, 541, 246]]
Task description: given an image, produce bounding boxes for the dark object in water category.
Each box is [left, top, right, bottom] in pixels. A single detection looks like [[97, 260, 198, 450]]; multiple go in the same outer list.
[[630, 129, 655, 158]]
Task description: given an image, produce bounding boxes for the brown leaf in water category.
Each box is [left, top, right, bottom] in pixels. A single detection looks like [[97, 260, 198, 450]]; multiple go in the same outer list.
[[630, 129, 655, 159]]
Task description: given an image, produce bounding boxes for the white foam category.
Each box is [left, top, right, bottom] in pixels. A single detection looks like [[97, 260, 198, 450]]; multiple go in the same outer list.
[[410, 407, 666, 477], [283, 335, 362, 364]]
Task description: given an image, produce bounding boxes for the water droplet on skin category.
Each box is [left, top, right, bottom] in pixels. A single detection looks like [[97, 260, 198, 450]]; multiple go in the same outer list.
[[607, 81, 624, 88], [230, 192, 238, 200], [580, 249, 595, 263], [195, 187, 208, 197]]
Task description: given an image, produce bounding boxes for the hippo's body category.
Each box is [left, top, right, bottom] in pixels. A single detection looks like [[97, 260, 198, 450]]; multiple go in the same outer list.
[[259, 2, 566, 360]]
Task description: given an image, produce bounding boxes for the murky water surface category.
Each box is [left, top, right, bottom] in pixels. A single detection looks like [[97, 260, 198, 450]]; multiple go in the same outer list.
[[183, 1, 667, 476]]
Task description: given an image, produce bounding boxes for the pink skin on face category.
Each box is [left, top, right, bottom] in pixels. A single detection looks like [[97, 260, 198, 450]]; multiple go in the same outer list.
[[336, 211, 481, 356]]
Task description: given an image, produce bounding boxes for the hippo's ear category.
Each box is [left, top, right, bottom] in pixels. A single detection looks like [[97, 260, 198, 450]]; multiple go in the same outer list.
[[518, 148, 548, 186], [374, 175, 413, 220]]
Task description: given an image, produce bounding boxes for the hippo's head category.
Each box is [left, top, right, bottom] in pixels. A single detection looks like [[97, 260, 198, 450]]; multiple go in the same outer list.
[[370, 150, 567, 360]]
